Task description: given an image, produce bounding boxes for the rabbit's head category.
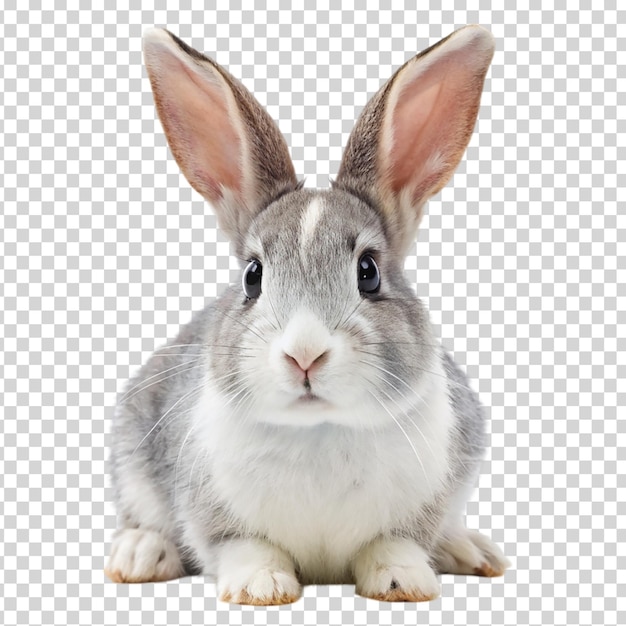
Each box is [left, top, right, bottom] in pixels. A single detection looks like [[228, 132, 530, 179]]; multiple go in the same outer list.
[[142, 26, 494, 428]]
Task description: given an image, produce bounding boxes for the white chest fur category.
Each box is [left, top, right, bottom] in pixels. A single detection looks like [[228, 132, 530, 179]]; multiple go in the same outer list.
[[191, 372, 452, 582]]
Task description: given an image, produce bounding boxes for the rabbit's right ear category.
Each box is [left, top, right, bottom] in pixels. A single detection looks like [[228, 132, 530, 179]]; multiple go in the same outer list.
[[335, 26, 495, 256], [142, 29, 299, 247]]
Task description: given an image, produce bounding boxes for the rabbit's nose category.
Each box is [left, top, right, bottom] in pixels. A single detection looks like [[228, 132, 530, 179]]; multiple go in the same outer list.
[[283, 349, 329, 377], [279, 309, 332, 380]]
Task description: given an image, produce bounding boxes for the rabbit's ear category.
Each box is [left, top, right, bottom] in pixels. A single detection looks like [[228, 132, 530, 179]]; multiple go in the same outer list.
[[336, 25, 494, 255], [143, 29, 298, 245]]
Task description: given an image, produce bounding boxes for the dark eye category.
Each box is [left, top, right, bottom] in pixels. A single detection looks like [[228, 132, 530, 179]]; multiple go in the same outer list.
[[243, 260, 262, 299], [358, 254, 380, 294]]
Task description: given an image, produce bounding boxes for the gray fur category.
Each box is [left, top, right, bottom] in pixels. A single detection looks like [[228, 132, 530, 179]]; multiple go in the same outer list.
[[108, 26, 500, 588], [110, 187, 484, 574]]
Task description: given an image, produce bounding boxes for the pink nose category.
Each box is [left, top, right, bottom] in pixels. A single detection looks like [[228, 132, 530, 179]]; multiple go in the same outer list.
[[284, 350, 328, 375]]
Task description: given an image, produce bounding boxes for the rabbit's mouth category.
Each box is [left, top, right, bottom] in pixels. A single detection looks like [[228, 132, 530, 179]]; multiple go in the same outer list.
[[289, 371, 331, 406], [294, 391, 328, 407]]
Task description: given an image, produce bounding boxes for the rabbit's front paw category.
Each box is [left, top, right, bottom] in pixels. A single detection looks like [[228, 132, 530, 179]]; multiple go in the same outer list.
[[217, 538, 302, 605], [353, 538, 440, 602], [105, 528, 184, 583], [433, 527, 511, 577]]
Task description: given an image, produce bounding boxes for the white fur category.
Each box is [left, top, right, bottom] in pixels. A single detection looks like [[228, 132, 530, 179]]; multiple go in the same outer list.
[[300, 196, 324, 246], [113, 448, 177, 537], [216, 537, 301, 604], [109, 26, 504, 601], [278, 308, 330, 371], [190, 351, 453, 584], [353, 537, 440, 600], [394, 186, 428, 256], [244, 306, 383, 427], [432, 525, 511, 576], [229, 302, 453, 431], [105, 528, 183, 583]]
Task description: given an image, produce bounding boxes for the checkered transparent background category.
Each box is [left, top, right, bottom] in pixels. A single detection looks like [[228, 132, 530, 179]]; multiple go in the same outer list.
[[0, 2, 623, 625]]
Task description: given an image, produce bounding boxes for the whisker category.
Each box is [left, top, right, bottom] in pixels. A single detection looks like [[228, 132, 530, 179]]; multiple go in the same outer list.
[[158, 343, 208, 350], [211, 344, 262, 351], [357, 357, 425, 398], [130, 384, 206, 458], [363, 364, 478, 472], [357, 352, 472, 394], [209, 353, 258, 359], [360, 357, 454, 451], [365, 388, 433, 497], [335, 298, 365, 331], [150, 352, 208, 356], [369, 373, 438, 462], [256, 308, 279, 333], [231, 388, 255, 413], [214, 306, 268, 344], [265, 291, 284, 331], [188, 448, 209, 500], [185, 382, 258, 500], [221, 383, 250, 407], [120, 359, 203, 404], [120, 364, 205, 409], [365, 367, 425, 410], [361, 340, 443, 349], [174, 420, 202, 504], [207, 368, 253, 387], [332, 295, 353, 331]]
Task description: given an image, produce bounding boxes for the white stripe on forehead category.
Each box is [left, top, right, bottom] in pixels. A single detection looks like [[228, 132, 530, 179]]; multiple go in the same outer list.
[[300, 196, 324, 245]]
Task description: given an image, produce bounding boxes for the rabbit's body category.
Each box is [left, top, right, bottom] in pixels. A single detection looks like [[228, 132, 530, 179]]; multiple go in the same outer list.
[[112, 304, 459, 587], [106, 27, 509, 603]]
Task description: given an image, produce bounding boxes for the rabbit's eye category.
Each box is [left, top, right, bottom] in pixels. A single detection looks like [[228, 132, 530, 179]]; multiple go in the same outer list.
[[358, 254, 380, 294], [243, 260, 262, 299]]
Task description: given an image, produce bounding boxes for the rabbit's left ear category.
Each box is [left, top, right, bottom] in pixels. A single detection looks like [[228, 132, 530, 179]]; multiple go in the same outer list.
[[142, 29, 299, 248], [335, 26, 495, 256]]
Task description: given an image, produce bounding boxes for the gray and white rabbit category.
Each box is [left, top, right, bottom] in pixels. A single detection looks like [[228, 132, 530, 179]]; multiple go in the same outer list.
[[105, 25, 510, 604]]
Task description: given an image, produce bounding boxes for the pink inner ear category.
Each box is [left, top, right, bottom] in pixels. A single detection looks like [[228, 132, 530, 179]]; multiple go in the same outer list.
[[386, 57, 482, 204], [150, 50, 242, 203]]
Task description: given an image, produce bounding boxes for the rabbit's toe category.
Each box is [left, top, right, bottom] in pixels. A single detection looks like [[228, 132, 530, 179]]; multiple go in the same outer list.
[[354, 538, 440, 602], [433, 528, 510, 577], [105, 528, 184, 583], [217, 538, 302, 605], [219, 568, 302, 605]]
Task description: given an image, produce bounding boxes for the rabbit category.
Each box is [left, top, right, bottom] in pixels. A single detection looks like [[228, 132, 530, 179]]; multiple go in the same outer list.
[[105, 25, 510, 604]]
